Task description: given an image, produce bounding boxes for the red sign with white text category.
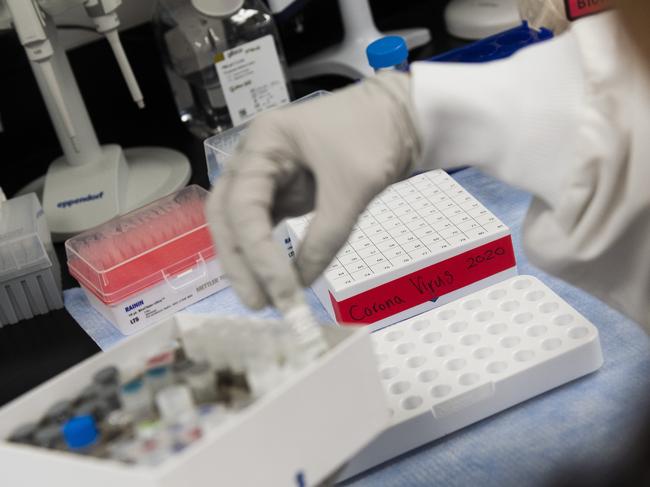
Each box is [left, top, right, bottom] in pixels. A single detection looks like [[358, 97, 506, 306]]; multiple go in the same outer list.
[[564, 0, 611, 21], [331, 236, 516, 324]]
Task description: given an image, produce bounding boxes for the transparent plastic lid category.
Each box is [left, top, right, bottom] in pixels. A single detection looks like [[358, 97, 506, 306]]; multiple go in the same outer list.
[[204, 90, 331, 184], [0, 193, 52, 282], [65, 186, 215, 305]]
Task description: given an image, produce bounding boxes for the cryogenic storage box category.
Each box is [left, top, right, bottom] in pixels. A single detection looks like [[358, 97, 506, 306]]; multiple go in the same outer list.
[[66, 186, 229, 335], [339, 275, 604, 480], [0, 314, 388, 487], [0, 193, 63, 325], [286, 170, 517, 331]]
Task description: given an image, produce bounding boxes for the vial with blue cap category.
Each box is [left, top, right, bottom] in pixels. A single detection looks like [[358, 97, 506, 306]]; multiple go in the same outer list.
[[62, 415, 101, 455], [366, 36, 409, 73]]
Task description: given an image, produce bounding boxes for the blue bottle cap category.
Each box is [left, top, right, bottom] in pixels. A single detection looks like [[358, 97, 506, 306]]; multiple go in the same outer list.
[[366, 36, 408, 69], [62, 415, 98, 450]]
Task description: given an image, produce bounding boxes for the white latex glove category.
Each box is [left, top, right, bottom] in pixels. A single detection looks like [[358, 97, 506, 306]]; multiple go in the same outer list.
[[206, 72, 420, 312]]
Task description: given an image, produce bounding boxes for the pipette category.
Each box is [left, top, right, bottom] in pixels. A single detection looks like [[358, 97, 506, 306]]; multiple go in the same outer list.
[[84, 0, 144, 108], [6, 0, 78, 150]]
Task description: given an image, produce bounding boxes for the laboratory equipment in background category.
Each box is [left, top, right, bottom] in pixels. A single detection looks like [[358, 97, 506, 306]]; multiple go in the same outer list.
[[0, 312, 388, 486], [1, 0, 191, 242], [153, 0, 292, 138], [65, 186, 228, 335], [366, 35, 409, 72], [0, 193, 63, 326], [338, 275, 604, 480], [269, 0, 430, 80], [287, 170, 517, 330], [445, 0, 521, 40]]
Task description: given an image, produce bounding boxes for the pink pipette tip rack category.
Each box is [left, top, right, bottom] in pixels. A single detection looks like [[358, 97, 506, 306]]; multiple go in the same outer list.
[[65, 186, 229, 335]]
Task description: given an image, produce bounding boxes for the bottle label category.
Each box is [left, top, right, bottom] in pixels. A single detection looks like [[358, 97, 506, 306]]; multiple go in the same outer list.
[[214, 35, 290, 126]]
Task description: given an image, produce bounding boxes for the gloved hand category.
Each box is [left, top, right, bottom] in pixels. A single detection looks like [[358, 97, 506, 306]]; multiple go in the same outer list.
[[206, 72, 421, 312]]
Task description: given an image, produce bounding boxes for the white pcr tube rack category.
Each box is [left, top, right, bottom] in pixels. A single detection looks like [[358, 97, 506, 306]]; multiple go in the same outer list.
[[339, 275, 604, 480], [287, 170, 518, 330]]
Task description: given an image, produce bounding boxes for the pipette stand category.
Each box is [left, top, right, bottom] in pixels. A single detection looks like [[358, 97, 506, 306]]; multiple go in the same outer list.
[[289, 0, 430, 80], [18, 17, 190, 241]]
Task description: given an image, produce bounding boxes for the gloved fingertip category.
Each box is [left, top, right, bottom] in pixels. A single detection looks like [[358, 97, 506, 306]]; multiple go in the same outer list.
[[239, 289, 269, 310], [296, 253, 329, 287]]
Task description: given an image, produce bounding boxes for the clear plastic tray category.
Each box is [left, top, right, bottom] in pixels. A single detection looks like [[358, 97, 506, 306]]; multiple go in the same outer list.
[[204, 91, 330, 184], [0, 193, 53, 283], [65, 186, 215, 306]]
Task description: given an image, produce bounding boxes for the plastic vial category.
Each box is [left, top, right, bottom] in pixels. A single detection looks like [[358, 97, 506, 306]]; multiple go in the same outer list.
[[8, 423, 38, 445], [197, 403, 228, 431], [155, 385, 196, 424], [62, 416, 99, 455], [147, 348, 176, 368], [74, 399, 112, 422], [366, 36, 409, 73], [93, 366, 120, 387], [153, 0, 292, 138], [102, 409, 135, 444], [146, 366, 174, 395], [172, 358, 195, 377], [43, 399, 74, 425], [135, 419, 171, 466], [99, 384, 121, 410], [119, 377, 154, 420], [34, 424, 63, 449], [183, 361, 217, 404], [77, 383, 102, 403]]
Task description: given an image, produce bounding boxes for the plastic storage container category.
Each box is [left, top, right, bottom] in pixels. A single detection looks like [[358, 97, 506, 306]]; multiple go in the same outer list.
[[153, 0, 292, 138], [286, 170, 518, 331], [65, 186, 228, 335], [0, 193, 63, 325], [0, 313, 389, 487]]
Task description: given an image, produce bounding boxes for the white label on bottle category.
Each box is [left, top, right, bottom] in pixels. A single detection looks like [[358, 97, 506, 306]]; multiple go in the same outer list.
[[214, 35, 290, 126]]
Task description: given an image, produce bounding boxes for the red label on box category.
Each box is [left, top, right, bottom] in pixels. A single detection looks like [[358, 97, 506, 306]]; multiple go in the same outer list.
[[564, 0, 611, 21], [330, 236, 516, 324]]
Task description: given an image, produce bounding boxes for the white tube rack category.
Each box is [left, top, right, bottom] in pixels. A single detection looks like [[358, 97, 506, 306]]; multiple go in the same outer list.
[[340, 275, 604, 480]]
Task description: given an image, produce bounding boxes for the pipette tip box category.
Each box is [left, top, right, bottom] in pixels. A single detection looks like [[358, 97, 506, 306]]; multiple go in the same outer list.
[[286, 170, 517, 331], [0, 192, 63, 326], [0, 314, 389, 487], [65, 186, 228, 335], [339, 275, 603, 480]]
